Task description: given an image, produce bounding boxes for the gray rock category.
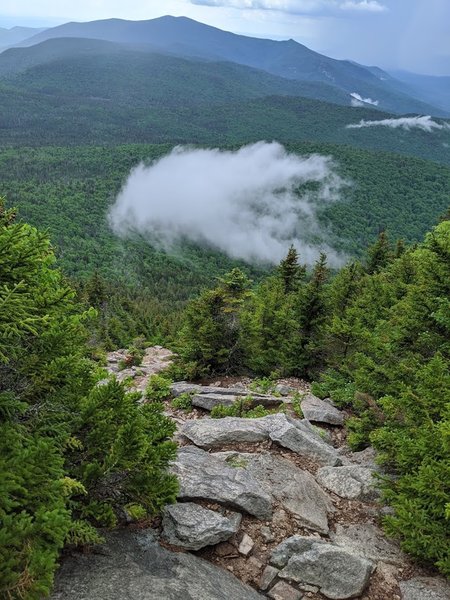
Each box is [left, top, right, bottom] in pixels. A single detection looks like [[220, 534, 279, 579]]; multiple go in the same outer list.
[[191, 393, 237, 410], [51, 530, 264, 600], [182, 414, 341, 466], [162, 502, 241, 551], [316, 465, 379, 500], [279, 543, 373, 600], [274, 384, 294, 396], [171, 446, 272, 519], [399, 577, 450, 600], [238, 533, 255, 556], [341, 446, 378, 468], [171, 381, 202, 397], [268, 581, 303, 600], [331, 524, 407, 566], [300, 393, 344, 426], [219, 453, 333, 533], [271, 536, 327, 568], [261, 525, 275, 543], [260, 565, 280, 591], [181, 418, 269, 447], [191, 393, 283, 411], [266, 414, 342, 466]]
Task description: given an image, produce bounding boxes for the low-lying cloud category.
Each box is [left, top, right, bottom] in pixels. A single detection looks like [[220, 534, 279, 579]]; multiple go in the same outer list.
[[109, 142, 346, 265], [350, 92, 379, 107], [346, 115, 450, 132]]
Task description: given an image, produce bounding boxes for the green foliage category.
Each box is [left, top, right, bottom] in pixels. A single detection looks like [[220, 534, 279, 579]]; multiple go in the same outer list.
[[291, 392, 304, 418], [171, 393, 193, 412], [124, 503, 147, 522], [311, 370, 357, 408], [248, 376, 277, 394], [0, 202, 178, 599], [176, 268, 252, 377], [145, 374, 173, 401], [314, 220, 450, 573]]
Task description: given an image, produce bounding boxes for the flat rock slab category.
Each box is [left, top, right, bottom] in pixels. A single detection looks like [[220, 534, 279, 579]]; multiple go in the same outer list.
[[181, 414, 341, 466], [399, 577, 450, 600], [217, 452, 333, 534], [300, 394, 344, 426], [278, 542, 373, 600], [182, 417, 269, 447], [191, 393, 282, 411], [51, 530, 264, 600], [316, 465, 379, 500], [162, 502, 241, 551], [331, 524, 407, 567], [171, 446, 272, 519], [266, 415, 342, 466]]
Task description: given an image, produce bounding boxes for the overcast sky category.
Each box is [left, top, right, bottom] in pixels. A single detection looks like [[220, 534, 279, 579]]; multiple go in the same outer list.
[[2, 0, 449, 75]]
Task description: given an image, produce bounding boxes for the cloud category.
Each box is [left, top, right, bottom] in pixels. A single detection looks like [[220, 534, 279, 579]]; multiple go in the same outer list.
[[346, 115, 450, 132], [189, 0, 387, 15], [350, 92, 379, 107], [340, 1, 387, 12], [109, 142, 346, 266]]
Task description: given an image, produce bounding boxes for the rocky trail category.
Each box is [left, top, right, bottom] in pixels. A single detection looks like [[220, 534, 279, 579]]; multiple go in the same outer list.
[[51, 348, 450, 600]]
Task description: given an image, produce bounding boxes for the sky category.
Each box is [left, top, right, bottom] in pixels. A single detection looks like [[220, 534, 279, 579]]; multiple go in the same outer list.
[[1, 0, 449, 75]]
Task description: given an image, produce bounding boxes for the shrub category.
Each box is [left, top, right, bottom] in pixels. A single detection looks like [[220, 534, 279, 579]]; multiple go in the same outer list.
[[145, 374, 173, 401]]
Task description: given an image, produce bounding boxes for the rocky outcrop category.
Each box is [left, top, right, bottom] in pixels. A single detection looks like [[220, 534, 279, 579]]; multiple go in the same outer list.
[[217, 452, 334, 533], [171, 382, 284, 411], [171, 446, 272, 519], [181, 417, 268, 446], [271, 536, 373, 600], [162, 502, 241, 550], [51, 530, 264, 600], [399, 577, 450, 600], [316, 465, 379, 500], [331, 524, 407, 566], [267, 414, 342, 466], [278, 543, 373, 600], [181, 413, 342, 466], [300, 393, 344, 426]]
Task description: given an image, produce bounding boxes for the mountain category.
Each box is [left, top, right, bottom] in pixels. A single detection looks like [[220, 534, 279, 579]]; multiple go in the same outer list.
[[389, 70, 450, 113], [0, 25, 46, 48], [1, 41, 449, 165], [0, 37, 351, 107], [16, 16, 447, 117]]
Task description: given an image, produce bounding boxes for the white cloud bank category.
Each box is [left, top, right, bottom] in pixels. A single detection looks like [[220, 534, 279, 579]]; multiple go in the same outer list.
[[346, 115, 450, 132], [190, 0, 387, 15], [340, 0, 386, 12], [109, 142, 346, 265], [350, 92, 379, 107]]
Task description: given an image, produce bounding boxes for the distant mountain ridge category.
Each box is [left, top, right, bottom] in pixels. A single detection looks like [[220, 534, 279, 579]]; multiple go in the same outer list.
[[0, 26, 46, 48], [13, 15, 448, 117]]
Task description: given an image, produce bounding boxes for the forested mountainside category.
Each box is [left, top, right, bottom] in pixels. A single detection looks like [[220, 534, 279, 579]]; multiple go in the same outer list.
[[12, 16, 448, 116], [1, 41, 449, 163], [1, 141, 449, 346]]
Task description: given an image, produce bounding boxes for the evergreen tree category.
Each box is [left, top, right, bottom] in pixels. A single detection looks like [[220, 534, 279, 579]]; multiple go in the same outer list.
[[0, 200, 178, 598], [177, 268, 252, 376], [296, 252, 329, 376], [277, 244, 306, 294], [366, 230, 393, 274]]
